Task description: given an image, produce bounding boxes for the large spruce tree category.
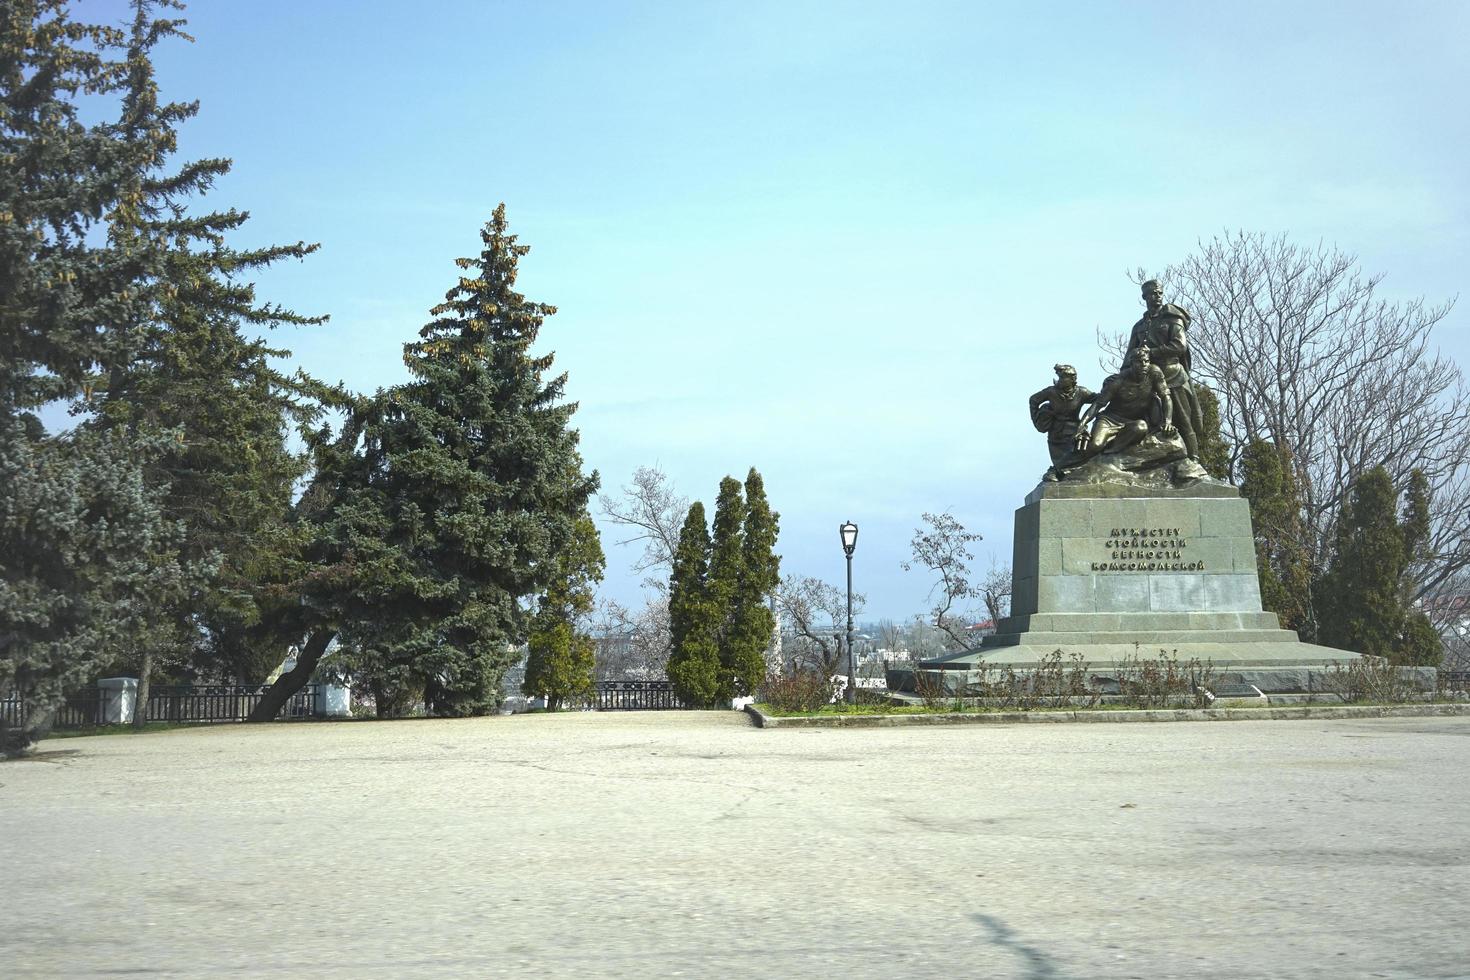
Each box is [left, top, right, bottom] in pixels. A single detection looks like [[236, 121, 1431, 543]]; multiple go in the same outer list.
[[0, 0, 205, 749], [89, 1, 330, 695], [316, 205, 597, 717]]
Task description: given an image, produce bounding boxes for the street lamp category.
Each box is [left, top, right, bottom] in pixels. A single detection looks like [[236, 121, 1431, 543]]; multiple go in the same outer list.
[[840, 521, 858, 704]]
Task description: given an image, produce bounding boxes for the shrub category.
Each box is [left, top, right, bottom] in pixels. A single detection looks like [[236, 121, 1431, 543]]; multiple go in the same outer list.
[[761, 670, 834, 713]]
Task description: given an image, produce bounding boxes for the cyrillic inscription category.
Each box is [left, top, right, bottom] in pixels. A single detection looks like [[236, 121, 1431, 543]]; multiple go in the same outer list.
[[1090, 527, 1203, 572]]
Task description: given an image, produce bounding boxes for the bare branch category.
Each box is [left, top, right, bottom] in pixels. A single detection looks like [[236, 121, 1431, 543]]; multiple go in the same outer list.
[[596, 466, 689, 588]]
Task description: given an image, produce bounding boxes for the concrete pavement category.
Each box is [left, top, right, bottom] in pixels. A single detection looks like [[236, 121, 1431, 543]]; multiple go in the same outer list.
[[3, 711, 1468, 978]]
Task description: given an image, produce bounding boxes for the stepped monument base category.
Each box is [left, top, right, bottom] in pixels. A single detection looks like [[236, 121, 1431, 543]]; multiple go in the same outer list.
[[901, 480, 1369, 694]]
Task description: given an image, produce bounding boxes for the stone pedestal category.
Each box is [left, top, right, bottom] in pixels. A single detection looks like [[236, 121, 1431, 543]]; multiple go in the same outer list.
[[917, 481, 1368, 693]]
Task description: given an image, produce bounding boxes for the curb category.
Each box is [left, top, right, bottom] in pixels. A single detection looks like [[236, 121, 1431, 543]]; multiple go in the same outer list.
[[743, 702, 1470, 729]]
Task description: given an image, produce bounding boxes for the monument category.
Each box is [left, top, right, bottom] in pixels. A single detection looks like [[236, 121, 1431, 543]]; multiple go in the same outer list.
[[914, 280, 1368, 693]]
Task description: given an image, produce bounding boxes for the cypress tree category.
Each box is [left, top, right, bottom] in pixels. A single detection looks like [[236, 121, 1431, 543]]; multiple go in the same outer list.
[[706, 477, 747, 700], [667, 502, 720, 706], [726, 468, 780, 698], [1239, 440, 1311, 633], [329, 205, 598, 717], [1193, 383, 1231, 480], [1315, 467, 1439, 664], [1395, 470, 1441, 666], [523, 513, 605, 709]]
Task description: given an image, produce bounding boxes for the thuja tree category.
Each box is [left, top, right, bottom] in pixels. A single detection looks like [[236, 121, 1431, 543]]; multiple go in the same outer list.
[[1194, 384, 1231, 481], [1315, 467, 1441, 665], [666, 471, 780, 706], [726, 469, 779, 697], [523, 513, 605, 709], [251, 205, 598, 719], [1239, 440, 1311, 634], [668, 502, 720, 706]]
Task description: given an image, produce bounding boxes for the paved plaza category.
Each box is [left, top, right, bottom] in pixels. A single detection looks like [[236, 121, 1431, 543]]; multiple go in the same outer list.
[[3, 712, 1468, 979]]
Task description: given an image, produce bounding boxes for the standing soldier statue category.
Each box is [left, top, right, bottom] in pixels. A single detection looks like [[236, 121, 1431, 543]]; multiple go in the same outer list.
[[1125, 279, 1204, 461], [1029, 364, 1096, 465]]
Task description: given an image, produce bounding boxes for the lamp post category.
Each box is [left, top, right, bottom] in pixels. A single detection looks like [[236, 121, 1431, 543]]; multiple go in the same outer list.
[[840, 521, 858, 704]]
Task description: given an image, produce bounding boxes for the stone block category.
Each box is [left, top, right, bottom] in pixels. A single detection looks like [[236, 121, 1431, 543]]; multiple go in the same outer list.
[[1148, 574, 1209, 612], [1142, 498, 1204, 537], [1037, 575, 1095, 613], [1089, 498, 1148, 535], [1059, 537, 1101, 574], [1037, 500, 1095, 538], [1094, 575, 1151, 612], [1012, 574, 1038, 617], [1035, 538, 1061, 577], [1203, 573, 1262, 612], [1199, 499, 1255, 538], [1229, 537, 1262, 573]]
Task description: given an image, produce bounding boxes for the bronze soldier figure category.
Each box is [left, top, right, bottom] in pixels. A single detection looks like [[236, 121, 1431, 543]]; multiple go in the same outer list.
[[1124, 279, 1203, 460], [1048, 347, 1172, 479], [1029, 364, 1096, 465]]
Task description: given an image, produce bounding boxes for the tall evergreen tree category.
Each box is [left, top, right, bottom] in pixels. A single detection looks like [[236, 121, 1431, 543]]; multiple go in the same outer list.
[[726, 468, 780, 698], [1396, 470, 1441, 666], [1315, 467, 1441, 665], [705, 476, 746, 700], [0, 0, 209, 748], [523, 513, 605, 710], [89, 1, 329, 696], [1193, 383, 1231, 481], [0, 1, 137, 417], [259, 205, 598, 718], [667, 502, 719, 706], [1239, 440, 1312, 633]]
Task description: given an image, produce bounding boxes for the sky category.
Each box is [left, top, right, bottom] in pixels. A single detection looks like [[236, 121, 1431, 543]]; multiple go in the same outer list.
[[74, 0, 1469, 620]]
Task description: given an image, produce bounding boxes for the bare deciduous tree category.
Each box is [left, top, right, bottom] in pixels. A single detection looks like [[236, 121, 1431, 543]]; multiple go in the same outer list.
[[979, 560, 1012, 625], [597, 466, 689, 590], [901, 511, 984, 650], [590, 597, 672, 680], [775, 574, 866, 675], [1102, 232, 1469, 615]]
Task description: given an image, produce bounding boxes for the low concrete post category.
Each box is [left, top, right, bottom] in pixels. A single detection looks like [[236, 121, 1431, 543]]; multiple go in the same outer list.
[[315, 682, 352, 718], [97, 677, 138, 725]]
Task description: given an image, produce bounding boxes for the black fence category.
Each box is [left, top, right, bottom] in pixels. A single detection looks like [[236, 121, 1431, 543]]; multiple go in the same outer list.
[[590, 680, 693, 711], [0, 684, 321, 730], [142, 685, 318, 723], [0, 691, 105, 729]]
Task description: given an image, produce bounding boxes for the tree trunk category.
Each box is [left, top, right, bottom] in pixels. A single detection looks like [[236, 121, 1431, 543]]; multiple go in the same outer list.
[[246, 630, 335, 722], [132, 646, 152, 730]]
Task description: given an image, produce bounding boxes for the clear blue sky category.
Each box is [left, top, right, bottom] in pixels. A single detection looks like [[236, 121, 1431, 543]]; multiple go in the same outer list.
[[81, 0, 1469, 620]]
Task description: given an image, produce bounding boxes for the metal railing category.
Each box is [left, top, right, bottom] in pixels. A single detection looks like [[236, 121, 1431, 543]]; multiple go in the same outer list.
[[591, 680, 692, 711], [2, 684, 321, 730], [143, 685, 318, 723]]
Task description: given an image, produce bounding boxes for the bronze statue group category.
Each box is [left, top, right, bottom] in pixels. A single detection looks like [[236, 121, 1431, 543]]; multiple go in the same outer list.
[[1029, 280, 1209, 483]]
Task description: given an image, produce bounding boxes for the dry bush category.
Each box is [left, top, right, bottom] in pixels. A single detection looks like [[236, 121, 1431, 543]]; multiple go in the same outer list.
[[761, 670, 834, 713], [1111, 651, 1215, 708], [1322, 657, 1418, 703]]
